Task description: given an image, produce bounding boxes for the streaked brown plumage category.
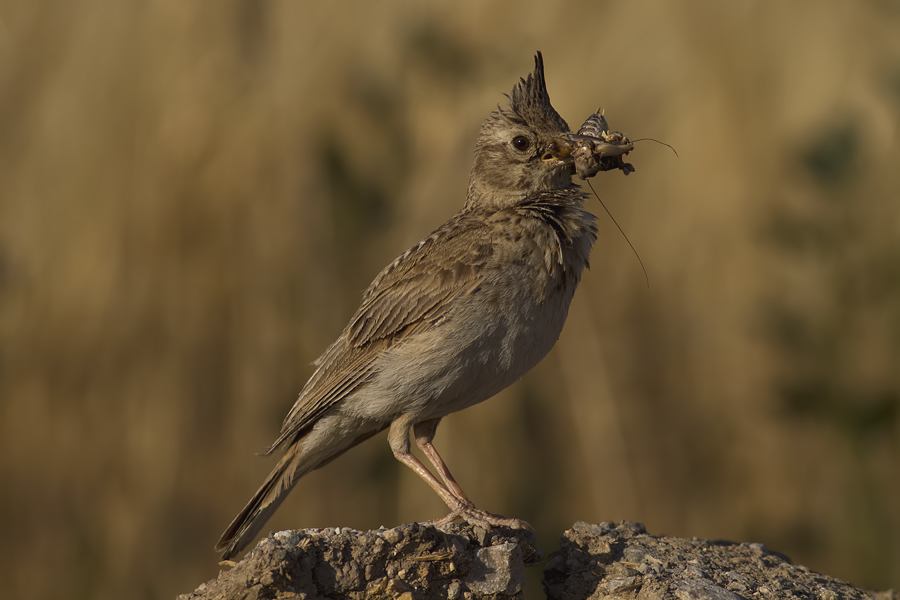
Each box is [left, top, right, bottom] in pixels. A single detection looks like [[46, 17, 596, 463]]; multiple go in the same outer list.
[[216, 52, 604, 560]]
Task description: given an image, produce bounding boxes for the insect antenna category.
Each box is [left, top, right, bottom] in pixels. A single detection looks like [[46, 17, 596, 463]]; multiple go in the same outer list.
[[631, 138, 679, 157], [587, 180, 649, 288]]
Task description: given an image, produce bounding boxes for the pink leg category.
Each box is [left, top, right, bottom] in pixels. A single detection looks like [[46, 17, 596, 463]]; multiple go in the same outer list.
[[387, 416, 473, 515], [413, 419, 471, 503], [387, 417, 531, 531]]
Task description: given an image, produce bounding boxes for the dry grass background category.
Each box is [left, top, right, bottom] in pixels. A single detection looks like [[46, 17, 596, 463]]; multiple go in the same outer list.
[[1, 1, 899, 598]]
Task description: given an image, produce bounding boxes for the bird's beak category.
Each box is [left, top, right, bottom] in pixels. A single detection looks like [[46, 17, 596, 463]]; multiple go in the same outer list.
[[541, 138, 573, 162]]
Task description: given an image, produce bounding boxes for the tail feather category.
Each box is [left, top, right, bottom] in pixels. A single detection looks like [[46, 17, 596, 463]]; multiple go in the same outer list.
[[216, 423, 388, 560], [215, 448, 304, 560]]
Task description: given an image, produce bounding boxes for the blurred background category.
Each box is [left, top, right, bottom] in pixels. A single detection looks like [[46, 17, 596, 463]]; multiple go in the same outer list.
[[1, 1, 899, 598]]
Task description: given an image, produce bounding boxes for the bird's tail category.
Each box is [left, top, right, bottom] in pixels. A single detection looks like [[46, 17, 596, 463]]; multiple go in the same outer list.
[[215, 445, 306, 560], [216, 422, 386, 560]]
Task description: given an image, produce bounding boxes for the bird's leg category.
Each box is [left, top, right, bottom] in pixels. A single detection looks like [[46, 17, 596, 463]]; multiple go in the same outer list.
[[387, 417, 474, 517], [412, 418, 471, 503], [388, 419, 532, 531]]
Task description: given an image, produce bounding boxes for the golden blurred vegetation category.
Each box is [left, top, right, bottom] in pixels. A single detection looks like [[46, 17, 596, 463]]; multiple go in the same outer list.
[[1, 1, 898, 598]]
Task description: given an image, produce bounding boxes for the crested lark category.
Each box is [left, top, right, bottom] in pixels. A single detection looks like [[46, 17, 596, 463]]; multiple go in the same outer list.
[[217, 52, 628, 560]]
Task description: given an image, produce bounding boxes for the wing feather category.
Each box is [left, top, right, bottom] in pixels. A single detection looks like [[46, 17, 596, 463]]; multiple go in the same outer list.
[[269, 211, 493, 451]]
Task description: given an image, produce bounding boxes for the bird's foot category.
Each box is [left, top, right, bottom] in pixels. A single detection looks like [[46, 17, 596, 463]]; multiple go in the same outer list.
[[424, 502, 533, 531]]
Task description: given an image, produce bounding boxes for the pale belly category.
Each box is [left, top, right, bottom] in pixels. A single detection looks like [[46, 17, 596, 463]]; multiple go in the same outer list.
[[347, 262, 582, 424]]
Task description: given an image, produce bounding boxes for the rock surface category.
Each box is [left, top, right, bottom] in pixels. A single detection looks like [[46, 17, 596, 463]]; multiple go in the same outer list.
[[178, 522, 542, 600], [180, 521, 897, 600], [543, 521, 897, 600]]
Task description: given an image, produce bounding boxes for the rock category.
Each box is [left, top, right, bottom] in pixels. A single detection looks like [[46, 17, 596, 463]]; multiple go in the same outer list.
[[467, 542, 525, 595], [179, 521, 898, 599], [177, 522, 542, 600], [543, 521, 898, 600]]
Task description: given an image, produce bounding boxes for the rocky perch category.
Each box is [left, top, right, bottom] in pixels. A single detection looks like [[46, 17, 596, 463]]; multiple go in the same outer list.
[[180, 523, 541, 600], [179, 521, 897, 600]]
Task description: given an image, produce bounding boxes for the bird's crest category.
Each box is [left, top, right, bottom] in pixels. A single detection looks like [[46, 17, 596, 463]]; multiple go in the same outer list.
[[505, 52, 570, 134]]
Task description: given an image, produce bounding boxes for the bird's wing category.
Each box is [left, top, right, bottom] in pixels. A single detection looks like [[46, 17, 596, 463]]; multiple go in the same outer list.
[[347, 216, 493, 346], [269, 211, 494, 451]]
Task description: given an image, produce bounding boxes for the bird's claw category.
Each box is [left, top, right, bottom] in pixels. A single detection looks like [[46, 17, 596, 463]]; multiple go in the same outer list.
[[424, 502, 533, 531]]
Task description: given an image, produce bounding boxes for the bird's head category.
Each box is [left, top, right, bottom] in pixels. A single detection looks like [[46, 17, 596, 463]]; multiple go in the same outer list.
[[466, 52, 576, 209]]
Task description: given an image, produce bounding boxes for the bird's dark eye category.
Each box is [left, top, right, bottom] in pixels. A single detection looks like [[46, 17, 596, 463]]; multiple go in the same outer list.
[[511, 136, 530, 151]]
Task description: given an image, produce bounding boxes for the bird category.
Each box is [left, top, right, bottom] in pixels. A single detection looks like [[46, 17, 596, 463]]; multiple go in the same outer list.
[[216, 51, 604, 560]]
